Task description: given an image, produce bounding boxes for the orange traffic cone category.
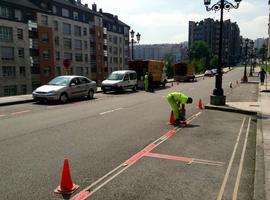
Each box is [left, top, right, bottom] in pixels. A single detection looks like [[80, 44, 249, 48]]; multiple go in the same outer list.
[[54, 159, 79, 194], [198, 99, 203, 109], [169, 111, 175, 125]]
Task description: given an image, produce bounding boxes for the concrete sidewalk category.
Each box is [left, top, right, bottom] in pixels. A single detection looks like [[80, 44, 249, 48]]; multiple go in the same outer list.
[[205, 68, 270, 200]]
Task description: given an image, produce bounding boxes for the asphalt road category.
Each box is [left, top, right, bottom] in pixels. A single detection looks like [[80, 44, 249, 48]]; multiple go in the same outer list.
[[0, 67, 258, 200]]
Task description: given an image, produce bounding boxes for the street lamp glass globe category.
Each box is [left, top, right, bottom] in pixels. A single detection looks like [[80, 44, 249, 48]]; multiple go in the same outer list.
[[130, 29, 135, 39], [204, 0, 211, 5], [136, 33, 141, 42], [235, 0, 242, 3]]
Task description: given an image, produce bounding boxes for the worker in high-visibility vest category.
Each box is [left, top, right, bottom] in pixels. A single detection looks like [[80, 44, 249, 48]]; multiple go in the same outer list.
[[167, 92, 193, 125], [144, 72, 149, 91]]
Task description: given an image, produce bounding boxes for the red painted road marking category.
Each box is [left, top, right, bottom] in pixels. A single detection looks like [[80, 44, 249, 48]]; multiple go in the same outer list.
[[11, 110, 31, 115], [72, 112, 202, 199], [124, 143, 157, 166], [73, 191, 92, 200], [144, 153, 193, 163]]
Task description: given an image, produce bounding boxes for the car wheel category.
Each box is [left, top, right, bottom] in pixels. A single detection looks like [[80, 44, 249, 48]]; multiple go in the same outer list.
[[87, 89, 94, 99], [132, 85, 137, 91], [59, 93, 68, 104]]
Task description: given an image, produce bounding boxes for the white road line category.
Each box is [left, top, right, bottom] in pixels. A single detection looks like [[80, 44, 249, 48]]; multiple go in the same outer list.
[[99, 107, 123, 115], [217, 117, 246, 200], [11, 110, 31, 115], [232, 117, 251, 200]]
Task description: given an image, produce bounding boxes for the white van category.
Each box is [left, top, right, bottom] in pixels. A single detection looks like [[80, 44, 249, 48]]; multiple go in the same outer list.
[[101, 70, 137, 93]]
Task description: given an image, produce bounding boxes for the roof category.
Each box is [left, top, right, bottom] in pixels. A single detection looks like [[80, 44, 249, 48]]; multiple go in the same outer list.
[[112, 70, 136, 74], [102, 12, 129, 28], [1, 0, 43, 11]]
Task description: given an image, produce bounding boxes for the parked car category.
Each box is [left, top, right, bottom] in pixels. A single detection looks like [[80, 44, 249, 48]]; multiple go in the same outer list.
[[101, 70, 137, 93], [32, 75, 96, 103], [211, 68, 217, 75], [204, 70, 214, 77]]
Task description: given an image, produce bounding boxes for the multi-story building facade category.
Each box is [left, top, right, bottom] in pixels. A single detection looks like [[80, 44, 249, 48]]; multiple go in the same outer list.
[[189, 18, 241, 66], [268, 0, 270, 59], [0, 0, 41, 96], [101, 11, 130, 74], [0, 0, 130, 96], [133, 43, 188, 63]]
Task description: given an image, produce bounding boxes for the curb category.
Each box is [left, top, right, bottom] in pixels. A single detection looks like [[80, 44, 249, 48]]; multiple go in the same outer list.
[[205, 104, 257, 115], [0, 99, 35, 107]]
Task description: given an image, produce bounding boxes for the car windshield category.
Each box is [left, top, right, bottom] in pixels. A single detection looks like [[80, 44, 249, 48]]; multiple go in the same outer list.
[[48, 77, 70, 86], [107, 73, 124, 80]]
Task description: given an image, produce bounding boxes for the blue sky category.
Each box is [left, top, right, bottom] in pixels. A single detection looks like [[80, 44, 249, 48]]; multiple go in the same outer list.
[[86, 0, 268, 44]]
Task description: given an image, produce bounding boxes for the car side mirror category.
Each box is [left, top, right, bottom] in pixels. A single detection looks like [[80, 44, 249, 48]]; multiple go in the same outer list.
[[70, 83, 76, 87]]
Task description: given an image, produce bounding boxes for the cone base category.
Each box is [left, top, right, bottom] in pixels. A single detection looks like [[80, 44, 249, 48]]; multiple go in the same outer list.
[[54, 184, 79, 194]]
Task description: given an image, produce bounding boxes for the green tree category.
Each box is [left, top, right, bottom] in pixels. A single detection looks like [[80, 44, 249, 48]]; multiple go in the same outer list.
[[258, 44, 267, 64], [210, 55, 218, 68], [164, 53, 174, 78], [189, 41, 211, 72]]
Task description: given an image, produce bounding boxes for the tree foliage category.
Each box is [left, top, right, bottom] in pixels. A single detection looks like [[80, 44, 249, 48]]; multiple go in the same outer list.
[[164, 53, 174, 78]]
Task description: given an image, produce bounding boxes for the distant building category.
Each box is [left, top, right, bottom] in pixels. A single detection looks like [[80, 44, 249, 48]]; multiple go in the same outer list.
[[133, 43, 188, 63], [189, 18, 241, 66], [254, 38, 267, 49], [268, 0, 270, 59], [0, 0, 130, 96]]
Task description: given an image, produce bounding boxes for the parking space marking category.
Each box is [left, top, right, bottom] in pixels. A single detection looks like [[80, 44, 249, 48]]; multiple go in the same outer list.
[[99, 107, 123, 115], [11, 110, 31, 115], [144, 153, 224, 167], [217, 117, 246, 200], [232, 117, 251, 200], [72, 112, 201, 200]]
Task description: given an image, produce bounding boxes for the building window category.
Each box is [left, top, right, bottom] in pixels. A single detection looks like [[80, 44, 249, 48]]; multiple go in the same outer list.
[[1, 47, 14, 60], [44, 67, 50, 77], [52, 6, 57, 14], [19, 66, 26, 77], [41, 15, 48, 26], [43, 50, 49, 60], [75, 53, 83, 62], [62, 8, 69, 17], [2, 66, 16, 77], [83, 27, 87, 35], [74, 40, 82, 50], [109, 35, 112, 42], [63, 23, 71, 35], [20, 85, 27, 94], [55, 36, 59, 46], [113, 57, 118, 64], [4, 85, 17, 96], [76, 67, 83, 75], [119, 37, 122, 44], [109, 46, 112, 53], [53, 20, 58, 31], [56, 66, 61, 76], [113, 47, 118, 55], [84, 41, 88, 49], [17, 29, 23, 40], [63, 38, 72, 49], [85, 54, 88, 62], [73, 12, 78, 20], [18, 48, 24, 58], [0, 26, 12, 42], [41, 32, 49, 43], [97, 31, 101, 38], [64, 52, 72, 60], [74, 25, 81, 36], [14, 9, 22, 21], [56, 51, 60, 60], [109, 57, 112, 64], [113, 36, 118, 44], [0, 6, 12, 18]]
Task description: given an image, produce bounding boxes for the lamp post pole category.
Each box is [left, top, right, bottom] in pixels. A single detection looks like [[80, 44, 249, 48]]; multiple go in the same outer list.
[[242, 38, 249, 82], [130, 30, 141, 60], [204, 0, 241, 105], [249, 40, 254, 76]]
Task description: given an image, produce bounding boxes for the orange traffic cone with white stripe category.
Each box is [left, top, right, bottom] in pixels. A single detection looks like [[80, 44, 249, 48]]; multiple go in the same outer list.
[[198, 99, 203, 109], [54, 159, 79, 194]]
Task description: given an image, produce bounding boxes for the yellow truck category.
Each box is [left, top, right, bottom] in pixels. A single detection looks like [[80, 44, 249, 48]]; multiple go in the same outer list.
[[128, 60, 167, 88], [173, 63, 195, 82]]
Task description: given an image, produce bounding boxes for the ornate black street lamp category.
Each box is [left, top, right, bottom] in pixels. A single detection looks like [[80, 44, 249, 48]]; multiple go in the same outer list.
[[242, 38, 250, 82], [130, 30, 141, 60], [249, 40, 254, 76], [204, 0, 241, 105]]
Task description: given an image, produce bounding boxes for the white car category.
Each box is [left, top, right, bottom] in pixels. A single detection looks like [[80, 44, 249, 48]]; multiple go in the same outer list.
[[32, 76, 96, 103], [101, 70, 137, 93]]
